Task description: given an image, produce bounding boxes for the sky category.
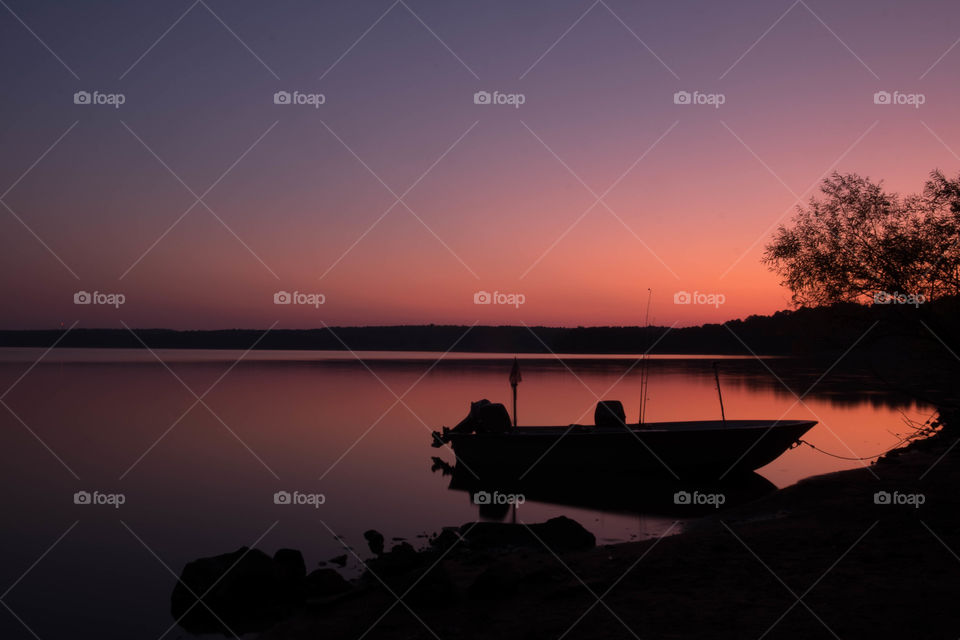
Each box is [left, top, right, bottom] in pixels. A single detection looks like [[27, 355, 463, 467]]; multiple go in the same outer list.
[[1, 0, 959, 330]]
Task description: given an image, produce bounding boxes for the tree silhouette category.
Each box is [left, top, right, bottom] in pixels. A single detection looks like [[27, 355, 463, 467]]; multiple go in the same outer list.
[[764, 171, 960, 306], [765, 171, 960, 433]]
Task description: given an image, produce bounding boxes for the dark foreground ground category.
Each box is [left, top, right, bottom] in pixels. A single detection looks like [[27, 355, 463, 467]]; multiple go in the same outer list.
[[255, 429, 960, 640]]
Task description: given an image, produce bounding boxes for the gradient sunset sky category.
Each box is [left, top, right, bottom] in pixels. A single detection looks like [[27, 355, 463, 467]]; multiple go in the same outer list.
[[1, 0, 958, 329]]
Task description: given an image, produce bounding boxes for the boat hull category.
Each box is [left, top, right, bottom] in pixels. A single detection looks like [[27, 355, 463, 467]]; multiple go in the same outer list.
[[442, 420, 816, 481]]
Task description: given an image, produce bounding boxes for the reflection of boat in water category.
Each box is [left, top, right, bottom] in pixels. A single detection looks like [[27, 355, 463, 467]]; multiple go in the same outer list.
[[432, 457, 778, 518], [432, 399, 815, 481]]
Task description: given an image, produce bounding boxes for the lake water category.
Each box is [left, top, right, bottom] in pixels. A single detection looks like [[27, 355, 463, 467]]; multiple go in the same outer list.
[[0, 349, 931, 639]]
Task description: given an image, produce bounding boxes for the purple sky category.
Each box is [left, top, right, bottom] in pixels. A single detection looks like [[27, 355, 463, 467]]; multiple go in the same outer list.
[[1, 0, 959, 329]]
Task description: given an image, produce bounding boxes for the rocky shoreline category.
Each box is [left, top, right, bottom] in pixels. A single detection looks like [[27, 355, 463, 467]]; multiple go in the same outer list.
[[173, 429, 960, 639]]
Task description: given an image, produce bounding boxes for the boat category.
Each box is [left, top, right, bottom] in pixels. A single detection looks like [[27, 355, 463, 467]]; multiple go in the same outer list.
[[431, 399, 816, 480]]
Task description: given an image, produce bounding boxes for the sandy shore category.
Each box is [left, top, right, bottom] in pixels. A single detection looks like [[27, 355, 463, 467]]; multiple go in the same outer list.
[[259, 432, 960, 639]]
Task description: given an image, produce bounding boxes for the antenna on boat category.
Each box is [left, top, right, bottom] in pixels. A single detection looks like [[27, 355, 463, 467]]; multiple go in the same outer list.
[[509, 357, 522, 427], [639, 288, 652, 426], [713, 361, 726, 426]]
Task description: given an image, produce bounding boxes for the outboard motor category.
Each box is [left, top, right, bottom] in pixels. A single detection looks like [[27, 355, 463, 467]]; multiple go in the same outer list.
[[594, 400, 626, 428]]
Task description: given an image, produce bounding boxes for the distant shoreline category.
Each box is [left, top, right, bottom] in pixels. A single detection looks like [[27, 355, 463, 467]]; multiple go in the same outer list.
[[0, 326, 770, 355], [0, 305, 896, 356]]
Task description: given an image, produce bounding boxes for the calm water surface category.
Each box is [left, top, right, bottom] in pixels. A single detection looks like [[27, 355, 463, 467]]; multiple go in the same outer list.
[[0, 349, 930, 639]]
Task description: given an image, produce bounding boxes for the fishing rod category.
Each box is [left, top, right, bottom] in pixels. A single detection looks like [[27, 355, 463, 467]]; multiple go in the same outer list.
[[640, 288, 652, 426], [713, 361, 726, 426]]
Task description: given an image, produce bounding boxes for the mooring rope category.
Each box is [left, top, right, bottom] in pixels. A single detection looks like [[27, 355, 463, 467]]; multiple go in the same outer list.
[[795, 438, 909, 462]]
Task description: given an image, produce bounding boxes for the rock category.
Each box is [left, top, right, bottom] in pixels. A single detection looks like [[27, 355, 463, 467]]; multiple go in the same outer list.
[[401, 562, 457, 606], [358, 541, 455, 606], [363, 529, 385, 556], [430, 528, 461, 551], [274, 548, 306, 581], [171, 546, 304, 635], [460, 516, 595, 551], [305, 568, 352, 598], [534, 517, 596, 550], [467, 561, 519, 600], [273, 548, 306, 601], [390, 540, 416, 557], [366, 541, 420, 577]]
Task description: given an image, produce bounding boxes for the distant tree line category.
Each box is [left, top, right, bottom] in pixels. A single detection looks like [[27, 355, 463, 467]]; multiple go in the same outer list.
[[1, 301, 952, 356]]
